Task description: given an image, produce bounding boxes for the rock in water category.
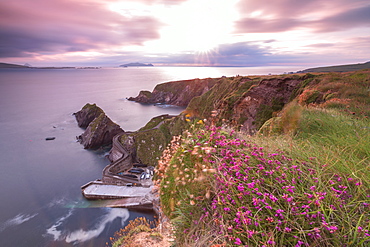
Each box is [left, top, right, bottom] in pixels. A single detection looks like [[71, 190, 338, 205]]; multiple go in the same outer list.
[[73, 103, 104, 128], [77, 113, 124, 149]]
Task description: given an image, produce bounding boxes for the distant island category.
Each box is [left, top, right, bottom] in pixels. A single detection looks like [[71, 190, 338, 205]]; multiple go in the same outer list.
[[119, 63, 154, 67], [298, 61, 370, 73]]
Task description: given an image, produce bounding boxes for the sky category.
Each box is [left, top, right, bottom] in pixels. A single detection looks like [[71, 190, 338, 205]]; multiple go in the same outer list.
[[1, 0, 369, 67]]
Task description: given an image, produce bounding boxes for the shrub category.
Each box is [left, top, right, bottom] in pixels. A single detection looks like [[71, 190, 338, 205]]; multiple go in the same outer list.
[[158, 120, 369, 246], [109, 217, 154, 247]]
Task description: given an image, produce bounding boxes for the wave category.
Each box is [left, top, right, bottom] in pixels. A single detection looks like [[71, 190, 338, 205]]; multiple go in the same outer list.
[[46, 197, 67, 209], [0, 213, 38, 232], [45, 208, 74, 241], [65, 208, 129, 244]]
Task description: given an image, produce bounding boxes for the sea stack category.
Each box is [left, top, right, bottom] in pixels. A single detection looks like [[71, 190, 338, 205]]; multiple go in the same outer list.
[[74, 104, 124, 149], [73, 103, 104, 128]]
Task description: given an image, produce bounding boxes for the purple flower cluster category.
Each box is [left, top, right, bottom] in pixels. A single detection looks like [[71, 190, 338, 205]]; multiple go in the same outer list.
[[185, 125, 370, 246]]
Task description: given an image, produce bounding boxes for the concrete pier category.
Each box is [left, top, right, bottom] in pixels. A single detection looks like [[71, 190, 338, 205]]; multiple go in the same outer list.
[[82, 183, 152, 199], [81, 132, 155, 210]]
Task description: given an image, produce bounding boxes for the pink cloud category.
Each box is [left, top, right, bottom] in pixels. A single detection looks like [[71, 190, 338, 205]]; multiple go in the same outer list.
[[0, 0, 163, 58], [235, 0, 370, 33]]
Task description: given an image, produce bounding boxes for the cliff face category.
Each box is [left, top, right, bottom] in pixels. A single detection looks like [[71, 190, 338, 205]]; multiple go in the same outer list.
[[128, 78, 221, 107], [74, 104, 124, 149], [232, 77, 303, 134], [116, 115, 189, 167], [77, 113, 124, 149], [74, 103, 104, 128], [187, 75, 311, 134]]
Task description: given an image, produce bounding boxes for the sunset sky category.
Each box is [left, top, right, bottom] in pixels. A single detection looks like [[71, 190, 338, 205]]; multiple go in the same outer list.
[[1, 0, 369, 67]]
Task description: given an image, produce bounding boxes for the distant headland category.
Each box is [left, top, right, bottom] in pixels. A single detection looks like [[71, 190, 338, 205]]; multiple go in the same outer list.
[[119, 63, 154, 67], [0, 62, 30, 69], [297, 61, 370, 73], [0, 62, 100, 69]]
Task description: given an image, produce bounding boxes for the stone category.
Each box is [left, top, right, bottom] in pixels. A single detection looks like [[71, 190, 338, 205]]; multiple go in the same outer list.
[[73, 103, 104, 128], [77, 113, 124, 149]]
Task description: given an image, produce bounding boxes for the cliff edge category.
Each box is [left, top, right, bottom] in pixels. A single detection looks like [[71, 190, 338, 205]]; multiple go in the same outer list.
[[128, 78, 221, 107]]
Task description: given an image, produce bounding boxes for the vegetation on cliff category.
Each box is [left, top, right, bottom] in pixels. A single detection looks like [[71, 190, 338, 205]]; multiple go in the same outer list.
[[111, 70, 370, 247], [186, 71, 369, 134], [156, 114, 369, 246], [155, 70, 370, 246], [299, 61, 370, 73], [119, 114, 190, 167], [75, 103, 124, 149], [128, 78, 221, 106], [74, 103, 104, 128]]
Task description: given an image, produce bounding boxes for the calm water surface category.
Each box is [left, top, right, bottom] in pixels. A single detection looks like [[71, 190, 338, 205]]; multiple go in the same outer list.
[[0, 66, 300, 246]]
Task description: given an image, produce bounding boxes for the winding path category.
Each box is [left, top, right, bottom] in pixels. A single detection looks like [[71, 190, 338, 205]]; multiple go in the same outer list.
[[96, 114, 177, 186], [102, 132, 145, 185]]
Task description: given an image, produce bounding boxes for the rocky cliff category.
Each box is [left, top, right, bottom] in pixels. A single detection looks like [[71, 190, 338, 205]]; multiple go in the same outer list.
[[186, 74, 313, 134], [231, 76, 305, 133], [117, 114, 189, 167], [128, 78, 221, 107], [74, 104, 124, 149], [74, 103, 104, 128]]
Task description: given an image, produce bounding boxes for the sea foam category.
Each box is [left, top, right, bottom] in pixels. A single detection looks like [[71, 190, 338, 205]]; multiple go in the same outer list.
[[0, 213, 38, 232]]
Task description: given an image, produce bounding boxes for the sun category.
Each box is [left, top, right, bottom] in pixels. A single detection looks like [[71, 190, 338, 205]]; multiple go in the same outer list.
[[108, 0, 239, 55], [156, 0, 239, 53]]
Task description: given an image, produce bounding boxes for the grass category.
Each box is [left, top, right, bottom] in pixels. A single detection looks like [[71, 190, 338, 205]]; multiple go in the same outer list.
[[299, 70, 370, 117], [119, 115, 190, 167], [109, 217, 155, 247], [110, 70, 370, 246], [186, 76, 257, 120], [155, 71, 370, 246], [295, 108, 369, 176], [156, 107, 369, 246]]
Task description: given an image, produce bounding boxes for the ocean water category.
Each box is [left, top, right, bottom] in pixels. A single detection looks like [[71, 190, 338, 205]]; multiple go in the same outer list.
[[0, 66, 300, 246]]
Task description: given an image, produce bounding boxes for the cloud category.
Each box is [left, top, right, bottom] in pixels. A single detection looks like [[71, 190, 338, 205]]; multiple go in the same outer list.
[[138, 0, 188, 4], [0, 0, 163, 58], [213, 42, 296, 66], [313, 5, 370, 32], [235, 18, 303, 33], [304, 43, 336, 48], [235, 0, 370, 33], [143, 41, 298, 66]]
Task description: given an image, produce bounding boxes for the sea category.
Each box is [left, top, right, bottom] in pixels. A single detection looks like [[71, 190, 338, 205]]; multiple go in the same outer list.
[[0, 66, 301, 246]]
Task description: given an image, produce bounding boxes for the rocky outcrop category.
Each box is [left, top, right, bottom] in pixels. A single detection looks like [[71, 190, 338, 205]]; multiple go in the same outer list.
[[77, 113, 124, 149], [108, 115, 188, 167], [128, 78, 221, 107], [232, 77, 303, 134], [186, 75, 310, 135], [74, 104, 124, 149], [74, 103, 104, 128]]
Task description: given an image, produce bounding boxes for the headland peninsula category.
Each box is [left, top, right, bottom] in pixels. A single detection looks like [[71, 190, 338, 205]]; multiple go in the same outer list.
[[72, 64, 370, 246]]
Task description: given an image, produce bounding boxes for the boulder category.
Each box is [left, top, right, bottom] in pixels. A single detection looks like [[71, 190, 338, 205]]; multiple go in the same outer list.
[[73, 103, 104, 128], [77, 113, 124, 149]]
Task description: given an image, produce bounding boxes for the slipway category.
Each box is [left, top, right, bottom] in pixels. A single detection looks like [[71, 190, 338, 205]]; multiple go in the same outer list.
[[82, 183, 152, 200]]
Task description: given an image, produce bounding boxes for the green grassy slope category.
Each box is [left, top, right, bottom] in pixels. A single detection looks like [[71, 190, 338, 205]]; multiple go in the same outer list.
[[300, 61, 370, 73], [156, 70, 370, 246]]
